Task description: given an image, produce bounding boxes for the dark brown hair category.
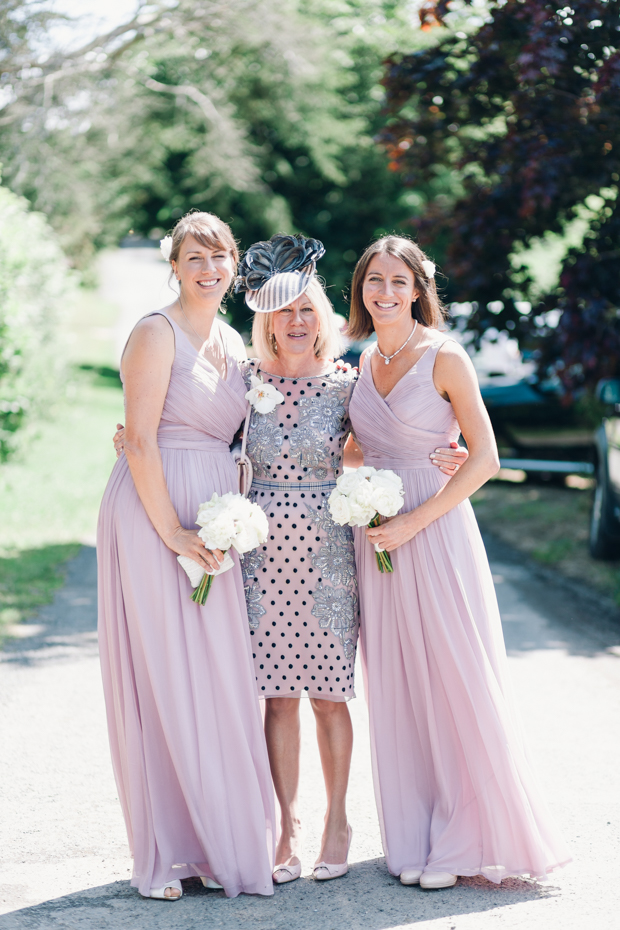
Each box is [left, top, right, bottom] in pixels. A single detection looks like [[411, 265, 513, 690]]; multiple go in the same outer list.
[[347, 236, 447, 340]]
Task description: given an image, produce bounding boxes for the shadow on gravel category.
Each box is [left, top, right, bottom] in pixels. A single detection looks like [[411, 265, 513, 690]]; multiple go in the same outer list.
[[0, 546, 98, 667], [0, 862, 558, 930], [484, 533, 620, 660]]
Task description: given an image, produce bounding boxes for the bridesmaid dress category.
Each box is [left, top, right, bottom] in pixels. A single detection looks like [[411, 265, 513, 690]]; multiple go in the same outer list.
[[97, 312, 275, 898], [349, 333, 571, 882]]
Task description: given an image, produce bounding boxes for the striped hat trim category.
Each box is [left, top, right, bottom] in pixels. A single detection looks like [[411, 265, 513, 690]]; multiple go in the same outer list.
[[245, 271, 313, 313]]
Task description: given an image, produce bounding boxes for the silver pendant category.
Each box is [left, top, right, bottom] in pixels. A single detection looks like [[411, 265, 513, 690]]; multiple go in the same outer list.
[[385, 358, 390, 365]]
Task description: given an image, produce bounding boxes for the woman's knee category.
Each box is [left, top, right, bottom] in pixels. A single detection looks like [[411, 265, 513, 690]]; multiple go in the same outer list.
[[310, 697, 348, 719], [265, 697, 300, 720]]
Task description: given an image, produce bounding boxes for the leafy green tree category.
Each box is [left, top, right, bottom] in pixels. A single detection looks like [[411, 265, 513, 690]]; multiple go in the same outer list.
[[0, 180, 73, 459], [380, 0, 620, 394], [0, 1, 433, 323]]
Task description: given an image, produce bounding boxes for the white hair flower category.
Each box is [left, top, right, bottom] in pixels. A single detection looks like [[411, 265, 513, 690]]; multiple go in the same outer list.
[[421, 260, 436, 279], [160, 236, 173, 261]]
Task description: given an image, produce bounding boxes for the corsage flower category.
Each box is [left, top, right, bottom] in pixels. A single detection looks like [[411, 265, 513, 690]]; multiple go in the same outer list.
[[160, 236, 173, 261], [245, 375, 285, 414]]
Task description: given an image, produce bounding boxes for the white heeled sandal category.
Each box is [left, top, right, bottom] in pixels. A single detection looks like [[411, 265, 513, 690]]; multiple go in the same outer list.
[[147, 879, 183, 900], [420, 871, 457, 889], [313, 825, 352, 881], [400, 868, 423, 885]]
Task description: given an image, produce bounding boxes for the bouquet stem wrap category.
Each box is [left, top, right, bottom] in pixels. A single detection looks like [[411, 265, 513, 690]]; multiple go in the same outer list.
[[368, 513, 394, 573], [177, 492, 269, 606]]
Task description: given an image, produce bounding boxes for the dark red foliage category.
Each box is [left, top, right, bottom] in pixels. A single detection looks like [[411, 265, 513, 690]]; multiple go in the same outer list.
[[380, 0, 620, 394]]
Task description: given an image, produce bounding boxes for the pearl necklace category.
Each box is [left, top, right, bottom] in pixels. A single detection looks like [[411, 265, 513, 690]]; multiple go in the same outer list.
[[376, 320, 418, 365]]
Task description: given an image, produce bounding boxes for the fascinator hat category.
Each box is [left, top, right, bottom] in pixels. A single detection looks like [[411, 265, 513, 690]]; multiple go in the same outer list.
[[235, 234, 325, 313]]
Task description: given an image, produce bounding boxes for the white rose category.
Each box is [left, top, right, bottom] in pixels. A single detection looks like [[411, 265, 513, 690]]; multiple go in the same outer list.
[[328, 490, 353, 526], [348, 502, 377, 526], [356, 466, 377, 480], [231, 523, 262, 553], [198, 512, 237, 550], [347, 483, 377, 525], [160, 236, 173, 261], [335, 471, 366, 495], [245, 375, 285, 414], [373, 469, 403, 489], [370, 485, 403, 518], [421, 259, 436, 279]]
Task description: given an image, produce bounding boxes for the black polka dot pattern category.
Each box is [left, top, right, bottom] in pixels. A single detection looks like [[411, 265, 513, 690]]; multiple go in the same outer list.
[[240, 360, 360, 702]]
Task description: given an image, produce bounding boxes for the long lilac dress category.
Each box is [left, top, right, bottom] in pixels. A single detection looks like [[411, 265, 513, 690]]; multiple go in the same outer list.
[[349, 333, 571, 882], [97, 313, 275, 898]]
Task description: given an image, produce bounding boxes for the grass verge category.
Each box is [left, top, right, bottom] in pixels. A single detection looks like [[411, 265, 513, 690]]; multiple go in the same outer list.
[[472, 478, 620, 605], [0, 365, 123, 639]]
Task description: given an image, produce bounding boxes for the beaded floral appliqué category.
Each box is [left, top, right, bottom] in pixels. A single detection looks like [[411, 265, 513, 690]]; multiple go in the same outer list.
[[311, 584, 358, 658]]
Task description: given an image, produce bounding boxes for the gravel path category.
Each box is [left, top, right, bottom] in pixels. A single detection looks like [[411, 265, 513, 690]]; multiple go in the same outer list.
[[1, 537, 619, 929]]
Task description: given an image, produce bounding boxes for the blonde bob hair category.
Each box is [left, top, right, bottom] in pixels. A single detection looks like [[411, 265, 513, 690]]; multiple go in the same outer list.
[[251, 277, 344, 362], [347, 235, 447, 340]]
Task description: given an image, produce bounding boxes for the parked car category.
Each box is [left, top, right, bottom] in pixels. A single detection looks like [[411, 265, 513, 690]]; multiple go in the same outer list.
[[589, 379, 620, 559], [342, 335, 596, 481]]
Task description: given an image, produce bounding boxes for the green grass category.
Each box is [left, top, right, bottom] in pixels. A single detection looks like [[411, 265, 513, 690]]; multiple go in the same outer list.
[[472, 479, 620, 604], [0, 364, 124, 638]]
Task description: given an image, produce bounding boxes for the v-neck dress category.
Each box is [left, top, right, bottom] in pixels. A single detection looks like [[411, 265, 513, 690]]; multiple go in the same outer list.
[[97, 313, 275, 898], [349, 333, 571, 882], [239, 360, 359, 701]]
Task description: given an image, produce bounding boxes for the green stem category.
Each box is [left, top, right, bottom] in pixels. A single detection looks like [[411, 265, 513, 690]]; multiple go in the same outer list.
[[191, 571, 214, 605], [368, 512, 394, 573]]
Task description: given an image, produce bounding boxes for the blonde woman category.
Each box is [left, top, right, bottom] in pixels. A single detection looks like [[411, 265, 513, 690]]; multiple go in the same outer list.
[[234, 236, 359, 883]]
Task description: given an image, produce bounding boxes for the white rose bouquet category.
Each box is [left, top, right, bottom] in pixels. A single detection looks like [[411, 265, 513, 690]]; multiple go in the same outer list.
[[328, 467, 404, 573], [178, 492, 269, 604]]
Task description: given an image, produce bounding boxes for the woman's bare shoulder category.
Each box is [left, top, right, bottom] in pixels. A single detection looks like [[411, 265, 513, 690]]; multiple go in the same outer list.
[[122, 313, 175, 371]]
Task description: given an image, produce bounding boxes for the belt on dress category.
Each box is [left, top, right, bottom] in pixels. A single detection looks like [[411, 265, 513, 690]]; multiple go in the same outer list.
[[251, 478, 337, 492]]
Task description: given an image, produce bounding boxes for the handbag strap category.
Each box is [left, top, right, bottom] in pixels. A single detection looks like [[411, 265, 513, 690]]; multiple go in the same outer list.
[[240, 403, 251, 458]]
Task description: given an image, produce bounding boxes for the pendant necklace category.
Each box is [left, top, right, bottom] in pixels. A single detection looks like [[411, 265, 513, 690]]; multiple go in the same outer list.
[[376, 320, 418, 365]]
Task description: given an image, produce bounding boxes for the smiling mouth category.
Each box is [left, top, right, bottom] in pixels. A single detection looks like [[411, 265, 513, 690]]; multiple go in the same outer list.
[[197, 279, 220, 289], [375, 300, 398, 309], [287, 332, 307, 338]]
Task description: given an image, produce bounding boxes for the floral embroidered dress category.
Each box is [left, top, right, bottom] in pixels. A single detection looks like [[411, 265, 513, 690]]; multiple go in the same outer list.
[[240, 360, 359, 701]]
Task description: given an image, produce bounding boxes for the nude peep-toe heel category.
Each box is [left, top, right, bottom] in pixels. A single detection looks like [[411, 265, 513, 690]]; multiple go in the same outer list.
[[273, 860, 302, 884], [313, 825, 352, 881], [146, 879, 183, 900]]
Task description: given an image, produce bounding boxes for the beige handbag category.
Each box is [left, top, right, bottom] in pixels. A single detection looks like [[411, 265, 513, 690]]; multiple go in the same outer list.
[[232, 405, 253, 497]]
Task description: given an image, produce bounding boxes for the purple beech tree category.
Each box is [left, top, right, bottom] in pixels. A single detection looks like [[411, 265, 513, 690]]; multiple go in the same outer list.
[[380, 0, 620, 396]]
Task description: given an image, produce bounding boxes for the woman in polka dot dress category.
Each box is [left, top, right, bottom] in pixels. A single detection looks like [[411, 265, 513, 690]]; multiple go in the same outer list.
[[235, 236, 361, 884]]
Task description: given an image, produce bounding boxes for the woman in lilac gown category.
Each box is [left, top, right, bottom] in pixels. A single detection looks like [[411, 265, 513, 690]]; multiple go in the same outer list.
[[97, 212, 275, 900], [347, 236, 572, 889]]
